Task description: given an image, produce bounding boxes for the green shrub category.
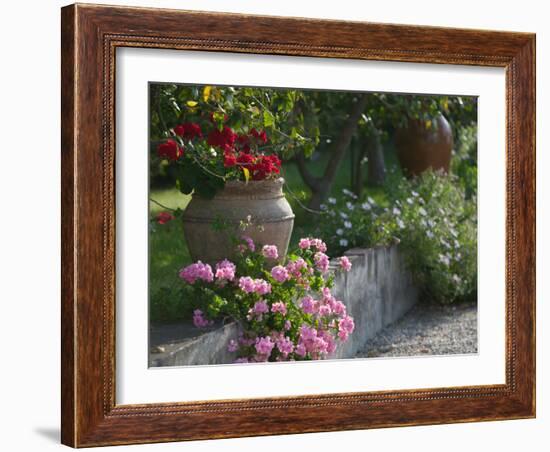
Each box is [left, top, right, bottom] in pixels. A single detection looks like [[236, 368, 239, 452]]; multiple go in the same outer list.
[[389, 171, 477, 303], [314, 170, 477, 304], [313, 189, 396, 258]]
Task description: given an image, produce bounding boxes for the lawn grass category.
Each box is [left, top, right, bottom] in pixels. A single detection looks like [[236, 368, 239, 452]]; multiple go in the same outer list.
[[149, 146, 400, 323]]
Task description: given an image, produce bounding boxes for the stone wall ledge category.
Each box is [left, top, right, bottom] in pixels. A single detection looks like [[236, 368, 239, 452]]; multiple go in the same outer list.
[[150, 243, 418, 367]]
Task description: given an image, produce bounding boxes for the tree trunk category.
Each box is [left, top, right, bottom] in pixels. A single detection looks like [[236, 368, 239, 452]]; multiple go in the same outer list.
[[298, 94, 369, 210]]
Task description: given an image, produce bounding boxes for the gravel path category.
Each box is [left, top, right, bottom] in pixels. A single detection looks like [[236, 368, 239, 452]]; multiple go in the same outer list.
[[356, 302, 478, 358]]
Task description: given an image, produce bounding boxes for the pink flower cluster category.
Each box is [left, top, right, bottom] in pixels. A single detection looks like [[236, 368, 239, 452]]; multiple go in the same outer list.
[[314, 252, 330, 273], [271, 265, 289, 283], [286, 257, 309, 278], [298, 237, 327, 253], [179, 235, 356, 364], [271, 301, 287, 315], [179, 261, 214, 284], [295, 324, 337, 358], [238, 276, 272, 295], [192, 309, 213, 328], [242, 235, 255, 252], [339, 256, 353, 272], [248, 300, 269, 320], [300, 295, 317, 314], [262, 244, 279, 260], [215, 259, 236, 281], [255, 336, 275, 356], [322, 287, 347, 316], [337, 315, 355, 341]]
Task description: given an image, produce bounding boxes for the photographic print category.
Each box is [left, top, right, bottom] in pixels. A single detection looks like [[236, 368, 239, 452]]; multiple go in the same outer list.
[[61, 4, 535, 445], [148, 84, 478, 367]]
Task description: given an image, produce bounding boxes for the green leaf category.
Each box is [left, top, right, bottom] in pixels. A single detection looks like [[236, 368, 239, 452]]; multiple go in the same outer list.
[[263, 110, 275, 128]]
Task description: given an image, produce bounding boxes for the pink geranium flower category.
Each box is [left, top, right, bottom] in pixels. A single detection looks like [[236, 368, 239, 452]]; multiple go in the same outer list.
[[255, 336, 275, 356], [262, 244, 279, 260], [241, 235, 255, 252], [179, 261, 214, 284], [314, 252, 330, 273], [192, 309, 213, 328], [215, 259, 236, 281], [271, 301, 287, 315], [271, 265, 289, 283], [300, 295, 318, 314], [339, 256, 352, 272]]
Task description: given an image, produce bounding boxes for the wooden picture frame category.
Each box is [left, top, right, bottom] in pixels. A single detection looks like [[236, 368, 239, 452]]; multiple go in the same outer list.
[[61, 3, 535, 447]]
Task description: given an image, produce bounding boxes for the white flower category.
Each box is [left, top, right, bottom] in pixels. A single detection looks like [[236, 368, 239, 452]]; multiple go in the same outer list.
[[428, 219, 436, 228], [344, 221, 352, 229], [419, 207, 427, 216], [406, 197, 414, 205], [367, 197, 376, 205], [320, 204, 327, 211], [397, 219, 405, 229], [209, 146, 217, 156], [346, 201, 355, 211], [392, 207, 401, 216], [452, 274, 462, 284], [342, 188, 358, 199], [420, 219, 427, 227], [336, 228, 344, 236], [339, 212, 349, 219], [426, 230, 434, 239], [361, 202, 371, 211], [450, 228, 458, 238], [339, 239, 349, 247], [328, 197, 337, 205], [438, 254, 451, 266], [412, 191, 419, 197]]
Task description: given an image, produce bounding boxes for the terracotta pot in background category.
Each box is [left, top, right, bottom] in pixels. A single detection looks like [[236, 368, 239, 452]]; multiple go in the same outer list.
[[182, 178, 295, 265], [394, 114, 453, 177]]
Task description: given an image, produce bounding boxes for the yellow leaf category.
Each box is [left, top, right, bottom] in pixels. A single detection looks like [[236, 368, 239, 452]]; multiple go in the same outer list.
[[186, 100, 198, 107], [203, 86, 212, 102], [425, 119, 432, 130], [242, 167, 250, 182]]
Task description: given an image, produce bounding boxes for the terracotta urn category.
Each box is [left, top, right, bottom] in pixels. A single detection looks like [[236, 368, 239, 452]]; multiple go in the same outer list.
[[182, 178, 295, 264], [394, 114, 453, 177]]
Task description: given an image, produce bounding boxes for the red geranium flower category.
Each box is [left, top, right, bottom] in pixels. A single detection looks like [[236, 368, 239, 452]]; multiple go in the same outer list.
[[207, 126, 237, 148], [156, 211, 175, 224], [251, 154, 281, 180], [236, 134, 251, 153], [250, 128, 268, 144], [223, 149, 237, 167], [157, 139, 184, 161], [236, 151, 256, 168], [174, 122, 202, 140]]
